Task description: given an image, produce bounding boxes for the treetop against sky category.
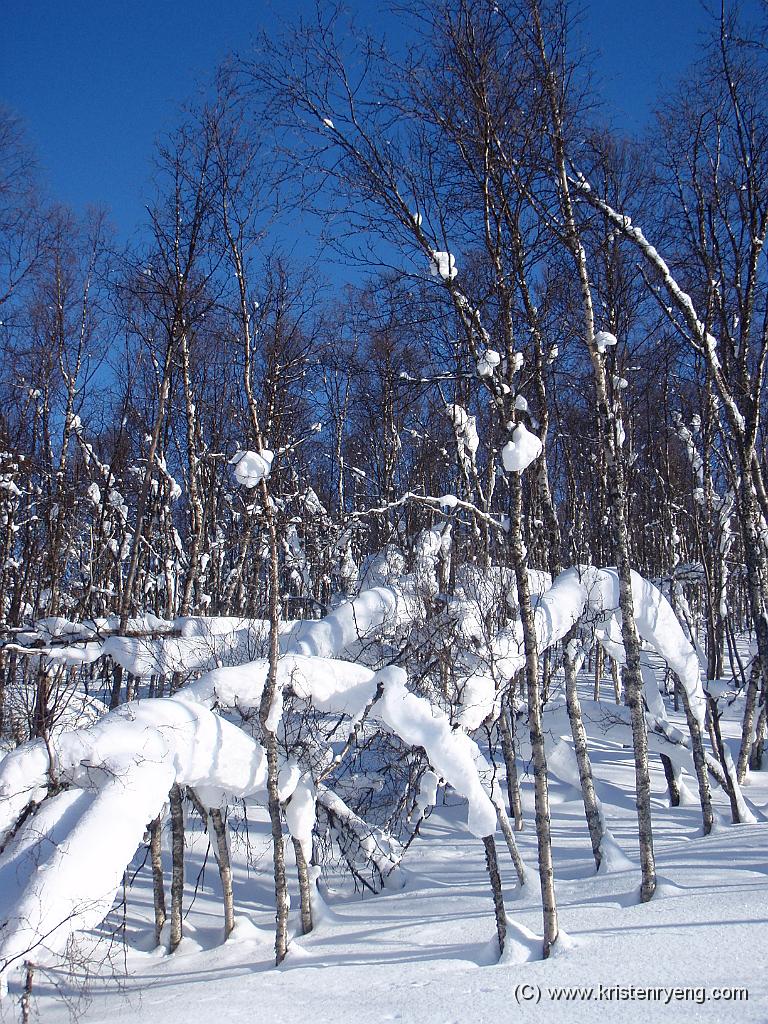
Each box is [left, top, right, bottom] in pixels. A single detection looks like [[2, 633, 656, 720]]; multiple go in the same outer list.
[[2, 0, 764, 243]]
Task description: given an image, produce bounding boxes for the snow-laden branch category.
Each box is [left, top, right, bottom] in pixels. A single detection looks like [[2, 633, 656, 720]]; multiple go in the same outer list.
[[0, 581, 498, 975], [569, 174, 747, 437], [454, 566, 705, 731], [0, 557, 706, 976]]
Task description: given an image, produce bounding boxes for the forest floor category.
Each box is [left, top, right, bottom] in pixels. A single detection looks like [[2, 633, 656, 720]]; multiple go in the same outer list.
[[10, 673, 768, 1024]]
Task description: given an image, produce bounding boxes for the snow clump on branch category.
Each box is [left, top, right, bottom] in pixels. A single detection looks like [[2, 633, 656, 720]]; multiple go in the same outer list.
[[230, 449, 274, 487], [429, 250, 457, 281], [501, 423, 542, 473], [476, 348, 501, 377], [594, 330, 617, 354]]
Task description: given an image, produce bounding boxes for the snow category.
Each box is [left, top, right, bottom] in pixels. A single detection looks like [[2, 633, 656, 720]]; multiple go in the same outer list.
[[0, 694, 271, 971], [583, 568, 707, 729], [284, 774, 316, 863], [414, 768, 439, 816], [476, 348, 501, 377], [501, 422, 543, 473], [0, 762, 175, 975], [594, 330, 617, 354], [376, 667, 496, 837], [7, 707, 767, 1023], [445, 402, 479, 457], [281, 655, 376, 719], [230, 449, 274, 487], [290, 586, 402, 659], [0, 563, 763, 1018], [429, 250, 457, 281]]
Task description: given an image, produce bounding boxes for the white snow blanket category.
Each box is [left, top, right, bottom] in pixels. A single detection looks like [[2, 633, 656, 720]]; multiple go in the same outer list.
[[0, 564, 704, 977]]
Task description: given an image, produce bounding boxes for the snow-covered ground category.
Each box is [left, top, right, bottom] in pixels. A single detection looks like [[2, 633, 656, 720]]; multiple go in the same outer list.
[[9, 672, 767, 1024]]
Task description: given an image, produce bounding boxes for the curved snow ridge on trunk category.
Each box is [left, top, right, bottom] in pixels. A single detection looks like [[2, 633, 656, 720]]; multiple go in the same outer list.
[[375, 666, 497, 838], [584, 568, 706, 729], [454, 565, 703, 733], [0, 584, 406, 844], [31, 584, 403, 677], [0, 698, 268, 814], [457, 567, 590, 729], [0, 584, 499, 973], [277, 659, 498, 839], [0, 698, 268, 976], [178, 654, 379, 719], [0, 763, 175, 979], [289, 586, 404, 659], [189, 655, 498, 839]]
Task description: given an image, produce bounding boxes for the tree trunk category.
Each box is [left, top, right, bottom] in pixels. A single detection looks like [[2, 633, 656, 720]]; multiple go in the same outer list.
[[564, 635, 603, 870], [660, 755, 680, 807], [594, 643, 603, 702], [737, 657, 761, 783], [210, 808, 235, 939], [530, 0, 655, 901], [20, 962, 33, 1024], [169, 783, 184, 953], [149, 814, 166, 947], [510, 472, 558, 956], [611, 658, 621, 704], [499, 702, 524, 830], [292, 836, 314, 936], [482, 835, 506, 956], [678, 683, 714, 835], [749, 704, 766, 770], [259, 483, 290, 965], [707, 696, 742, 824], [489, 788, 526, 886]]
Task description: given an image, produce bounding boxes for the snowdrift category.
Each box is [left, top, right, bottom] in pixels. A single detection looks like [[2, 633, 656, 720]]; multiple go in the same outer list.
[[0, 565, 706, 980]]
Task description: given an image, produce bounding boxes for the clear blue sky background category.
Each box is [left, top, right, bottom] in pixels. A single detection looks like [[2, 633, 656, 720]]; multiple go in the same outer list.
[[1, 1, 763, 240]]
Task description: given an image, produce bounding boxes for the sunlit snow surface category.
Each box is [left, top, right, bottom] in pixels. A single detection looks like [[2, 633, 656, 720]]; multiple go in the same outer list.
[[10, 682, 768, 1024]]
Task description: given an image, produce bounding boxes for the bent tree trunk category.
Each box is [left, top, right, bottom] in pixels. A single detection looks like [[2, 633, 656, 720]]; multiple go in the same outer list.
[[660, 755, 680, 807], [499, 701, 524, 830], [563, 634, 603, 871], [210, 808, 235, 938], [292, 837, 314, 936], [482, 835, 506, 954], [490, 790, 526, 886]]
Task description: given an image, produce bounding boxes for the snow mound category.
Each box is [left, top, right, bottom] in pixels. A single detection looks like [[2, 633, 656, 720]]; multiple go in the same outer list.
[[499, 920, 543, 964]]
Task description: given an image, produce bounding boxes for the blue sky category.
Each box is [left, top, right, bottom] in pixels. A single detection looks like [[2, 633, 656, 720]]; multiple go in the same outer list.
[[1, 1, 761, 239]]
